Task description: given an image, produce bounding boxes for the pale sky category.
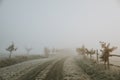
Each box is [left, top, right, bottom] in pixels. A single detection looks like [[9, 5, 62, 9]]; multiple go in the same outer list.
[[0, 0, 120, 54]]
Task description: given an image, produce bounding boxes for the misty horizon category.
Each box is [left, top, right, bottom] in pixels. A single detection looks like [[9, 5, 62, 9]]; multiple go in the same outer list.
[[0, 0, 120, 54]]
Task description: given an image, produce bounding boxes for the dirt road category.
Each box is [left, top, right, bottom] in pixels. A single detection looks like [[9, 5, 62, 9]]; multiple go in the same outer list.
[[0, 56, 67, 80]]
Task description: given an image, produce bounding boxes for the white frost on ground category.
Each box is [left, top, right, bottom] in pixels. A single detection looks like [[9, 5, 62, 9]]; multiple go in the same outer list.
[[63, 56, 90, 80], [0, 58, 55, 80], [35, 58, 62, 80]]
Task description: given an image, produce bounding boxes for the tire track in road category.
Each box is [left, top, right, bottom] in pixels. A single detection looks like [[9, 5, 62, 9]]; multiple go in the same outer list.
[[43, 58, 67, 80], [16, 57, 67, 80], [0, 59, 51, 80], [16, 60, 54, 80]]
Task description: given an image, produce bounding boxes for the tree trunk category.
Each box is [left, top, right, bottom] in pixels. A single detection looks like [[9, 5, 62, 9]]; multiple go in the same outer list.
[[27, 51, 30, 57], [104, 62, 106, 69], [90, 54, 92, 59], [107, 57, 110, 69], [96, 53, 99, 62], [9, 52, 12, 59]]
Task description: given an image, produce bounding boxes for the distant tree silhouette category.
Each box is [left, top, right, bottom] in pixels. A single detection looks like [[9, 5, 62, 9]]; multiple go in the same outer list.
[[76, 45, 87, 55], [99, 41, 117, 69], [44, 47, 50, 58], [6, 42, 17, 59], [76, 48, 81, 55], [25, 47, 32, 55], [86, 48, 95, 59]]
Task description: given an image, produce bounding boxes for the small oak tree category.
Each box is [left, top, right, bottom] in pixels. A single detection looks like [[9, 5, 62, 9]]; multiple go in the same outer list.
[[86, 48, 95, 59], [99, 41, 117, 69], [6, 42, 17, 59], [76, 45, 87, 55]]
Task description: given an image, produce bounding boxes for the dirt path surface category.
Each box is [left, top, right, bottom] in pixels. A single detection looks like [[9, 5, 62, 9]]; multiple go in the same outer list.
[[0, 55, 68, 80], [16, 60, 54, 80], [43, 58, 67, 80], [0, 59, 52, 80], [17, 57, 67, 80]]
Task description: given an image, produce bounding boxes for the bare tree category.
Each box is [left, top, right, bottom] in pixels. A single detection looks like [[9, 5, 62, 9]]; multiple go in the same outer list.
[[44, 47, 50, 58], [86, 48, 95, 59], [76, 45, 87, 55], [76, 48, 81, 55], [25, 47, 32, 55], [6, 42, 17, 59], [99, 41, 117, 69]]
